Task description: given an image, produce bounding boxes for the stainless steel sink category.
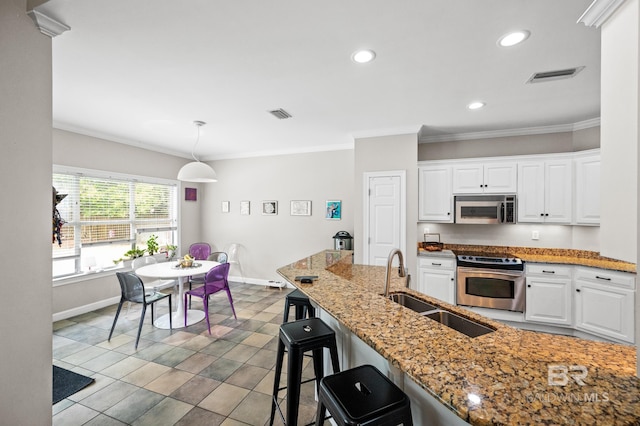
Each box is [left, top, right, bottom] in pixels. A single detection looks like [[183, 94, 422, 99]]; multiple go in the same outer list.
[[388, 293, 439, 314], [425, 310, 494, 338]]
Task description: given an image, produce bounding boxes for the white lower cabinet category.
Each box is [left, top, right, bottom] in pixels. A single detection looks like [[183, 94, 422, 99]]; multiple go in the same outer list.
[[574, 267, 635, 344], [417, 256, 456, 305], [525, 264, 572, 326]]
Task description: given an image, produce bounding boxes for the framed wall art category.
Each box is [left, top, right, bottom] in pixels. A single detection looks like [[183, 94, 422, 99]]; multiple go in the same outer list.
[[185, 187, 197, 201], [290, 200, 311, 216], [262, 200, 278, 215], [240, 200, 250, 215], [325, 200, 341, 220]]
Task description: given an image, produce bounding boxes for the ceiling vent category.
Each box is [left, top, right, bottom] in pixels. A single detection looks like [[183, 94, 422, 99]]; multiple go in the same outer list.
[[527, 66, 585, 83], [268, 108, 292, 119]]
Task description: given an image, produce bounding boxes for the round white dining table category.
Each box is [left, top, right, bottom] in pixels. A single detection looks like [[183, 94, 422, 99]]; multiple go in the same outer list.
[[135, 260, 219, 329]]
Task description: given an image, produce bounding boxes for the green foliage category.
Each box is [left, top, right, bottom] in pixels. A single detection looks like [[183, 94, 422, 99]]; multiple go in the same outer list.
[[146, 234, 159, 255], [124, 247, 145, 259]]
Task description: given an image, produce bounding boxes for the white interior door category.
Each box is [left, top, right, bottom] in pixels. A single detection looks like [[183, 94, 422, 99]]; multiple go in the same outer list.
[[364, 171, 406, 266]]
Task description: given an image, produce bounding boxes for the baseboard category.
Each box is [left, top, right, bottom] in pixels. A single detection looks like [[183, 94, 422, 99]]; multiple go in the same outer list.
[[228, 275, 293, 289], [52, 277, 293, 323], [53, 296, 121, 322]]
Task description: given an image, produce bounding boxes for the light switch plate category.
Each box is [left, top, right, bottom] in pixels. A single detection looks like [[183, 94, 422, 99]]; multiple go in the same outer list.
[[532, 230, 540, 240]]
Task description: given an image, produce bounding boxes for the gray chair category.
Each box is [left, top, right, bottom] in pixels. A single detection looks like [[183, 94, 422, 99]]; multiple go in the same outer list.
[[109, 272, 172, 349]]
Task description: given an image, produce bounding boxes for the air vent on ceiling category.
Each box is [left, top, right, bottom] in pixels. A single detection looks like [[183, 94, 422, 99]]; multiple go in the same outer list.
[[527, 66, 585, 83], [268, 108, 292, 119]]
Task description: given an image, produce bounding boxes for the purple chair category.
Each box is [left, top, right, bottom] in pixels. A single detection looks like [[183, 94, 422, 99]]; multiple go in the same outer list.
[[186, 242, 212, 304], [189, 242, 212, 260], [184, 262, 236, 334]]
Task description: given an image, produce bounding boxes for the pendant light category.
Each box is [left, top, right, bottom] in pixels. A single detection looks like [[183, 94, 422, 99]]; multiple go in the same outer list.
[[177, 120, 218, 182]]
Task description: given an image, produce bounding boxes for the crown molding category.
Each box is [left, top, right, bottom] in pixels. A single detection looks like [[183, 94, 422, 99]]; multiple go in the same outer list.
[[577, 0, 627, 28], [419, 118, 600, 144], [28, 9, 70, 37]]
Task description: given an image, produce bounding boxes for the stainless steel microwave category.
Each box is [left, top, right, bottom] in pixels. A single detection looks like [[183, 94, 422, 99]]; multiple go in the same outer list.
[[454, 195, 516, 224]]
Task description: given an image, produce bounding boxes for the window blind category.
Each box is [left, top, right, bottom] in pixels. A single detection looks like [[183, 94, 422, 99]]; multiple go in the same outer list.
[[53, 166, 178, 278]]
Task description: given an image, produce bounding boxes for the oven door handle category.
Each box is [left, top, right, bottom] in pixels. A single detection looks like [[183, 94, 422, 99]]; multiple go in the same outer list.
[[457, 267, 524, 279]]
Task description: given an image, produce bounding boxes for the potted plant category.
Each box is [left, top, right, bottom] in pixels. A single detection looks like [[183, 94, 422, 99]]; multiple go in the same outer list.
[[146, 234, 159, 255], [124, 247, 145, 259]]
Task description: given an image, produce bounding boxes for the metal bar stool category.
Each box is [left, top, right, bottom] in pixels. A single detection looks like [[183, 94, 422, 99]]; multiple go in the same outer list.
[[283, 289, 315, 322], [269, 317, 340, 426], [315, 364, 413, 426]]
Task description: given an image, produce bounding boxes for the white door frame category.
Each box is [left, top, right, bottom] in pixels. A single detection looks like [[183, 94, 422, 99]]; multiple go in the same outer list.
[[362, 170, 407, 265]]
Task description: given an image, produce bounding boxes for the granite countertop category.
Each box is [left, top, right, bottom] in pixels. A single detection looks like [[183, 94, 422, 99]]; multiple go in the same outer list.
[[419, 244, 636, 273], [277, 250, 640, 426]]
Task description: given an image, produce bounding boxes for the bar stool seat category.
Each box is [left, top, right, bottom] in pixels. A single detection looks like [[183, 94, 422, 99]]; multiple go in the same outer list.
[[315, 364, 413, 426], [270, 317, 340, 426], [283, 289, 315, 322]]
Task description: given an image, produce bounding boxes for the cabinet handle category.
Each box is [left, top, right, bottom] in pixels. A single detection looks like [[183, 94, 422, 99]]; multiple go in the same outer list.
[[595, 275, 612, 281], [540, 213, 544, 217], [545, 213, 549, 217], [447, 212, 450, 215], [542, 270, 555, 274], [484, 184, 488, 187], [480, 184, 483, 188], [576, 288, 581, 292], [527, 284, 531, 288], [431, 263, 442, 266]]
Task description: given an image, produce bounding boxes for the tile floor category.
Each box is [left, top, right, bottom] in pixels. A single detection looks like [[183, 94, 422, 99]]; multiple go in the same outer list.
[[53, 283, 329, 426]]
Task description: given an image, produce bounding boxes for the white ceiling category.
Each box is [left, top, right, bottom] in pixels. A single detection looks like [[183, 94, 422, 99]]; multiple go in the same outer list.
[[39, 0, 600, 161]]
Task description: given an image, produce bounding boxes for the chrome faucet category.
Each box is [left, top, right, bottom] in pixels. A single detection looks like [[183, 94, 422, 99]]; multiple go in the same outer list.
[[384, 248, 406, 298]]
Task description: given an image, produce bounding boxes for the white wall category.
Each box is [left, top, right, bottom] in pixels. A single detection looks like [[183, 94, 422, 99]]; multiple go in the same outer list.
[[0, 1, 53, 423], [418, 127, 600, 161], [201, 150, 355, 282], [600, 0, 638, 263], [354, 133, 419, 276]]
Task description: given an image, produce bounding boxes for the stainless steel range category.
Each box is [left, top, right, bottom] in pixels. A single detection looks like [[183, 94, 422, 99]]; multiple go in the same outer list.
[[456, 253, 525, 312]]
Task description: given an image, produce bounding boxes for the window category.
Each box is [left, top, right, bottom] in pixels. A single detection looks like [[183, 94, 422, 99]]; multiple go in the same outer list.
[[53, 166, 179, 278]]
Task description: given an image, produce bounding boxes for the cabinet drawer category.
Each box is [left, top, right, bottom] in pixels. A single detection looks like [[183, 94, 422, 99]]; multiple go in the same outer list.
[[574, 267, 635, 290], [526, 264, 572, 278], [418, 257, 455, 269]]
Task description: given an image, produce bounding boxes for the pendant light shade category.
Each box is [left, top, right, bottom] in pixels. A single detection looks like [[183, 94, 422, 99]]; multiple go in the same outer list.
[[177, 121, 218, 183], [177, 161, 217, 182]]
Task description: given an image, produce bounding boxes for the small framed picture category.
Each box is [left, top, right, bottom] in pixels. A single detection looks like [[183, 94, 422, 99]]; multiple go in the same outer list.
[[240, 200, 250, 215], [185, 187, 197, 201], [221, 201, 230, 213], [262, 200, 278, 215], [325, 200, 341, 220], [290, 200, 311, 216]]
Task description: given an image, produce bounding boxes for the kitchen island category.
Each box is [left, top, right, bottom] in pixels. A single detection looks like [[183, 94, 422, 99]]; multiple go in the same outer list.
[[277, 250, 640, 426]]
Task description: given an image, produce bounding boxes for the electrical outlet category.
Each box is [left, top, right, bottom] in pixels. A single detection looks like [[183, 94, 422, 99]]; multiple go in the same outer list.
[[531, 230, 539, 240], [424, 227, 430, 235]]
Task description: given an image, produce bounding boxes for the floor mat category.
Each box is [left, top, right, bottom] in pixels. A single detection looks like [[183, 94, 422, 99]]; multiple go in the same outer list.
[[52, 365, 95, 405]]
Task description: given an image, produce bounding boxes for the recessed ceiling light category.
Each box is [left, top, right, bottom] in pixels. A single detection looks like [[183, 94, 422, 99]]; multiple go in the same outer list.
[[352, 49, 376, 63], [467, 101, 485, 110], [498, 30, 530, 47]]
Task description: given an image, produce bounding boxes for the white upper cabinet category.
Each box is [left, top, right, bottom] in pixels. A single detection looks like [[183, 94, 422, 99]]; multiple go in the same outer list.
[[517, 159, 572, 223], [452, 161, 517, 194], [418, 165, 453, 222], [574, 152, 600, 225]]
